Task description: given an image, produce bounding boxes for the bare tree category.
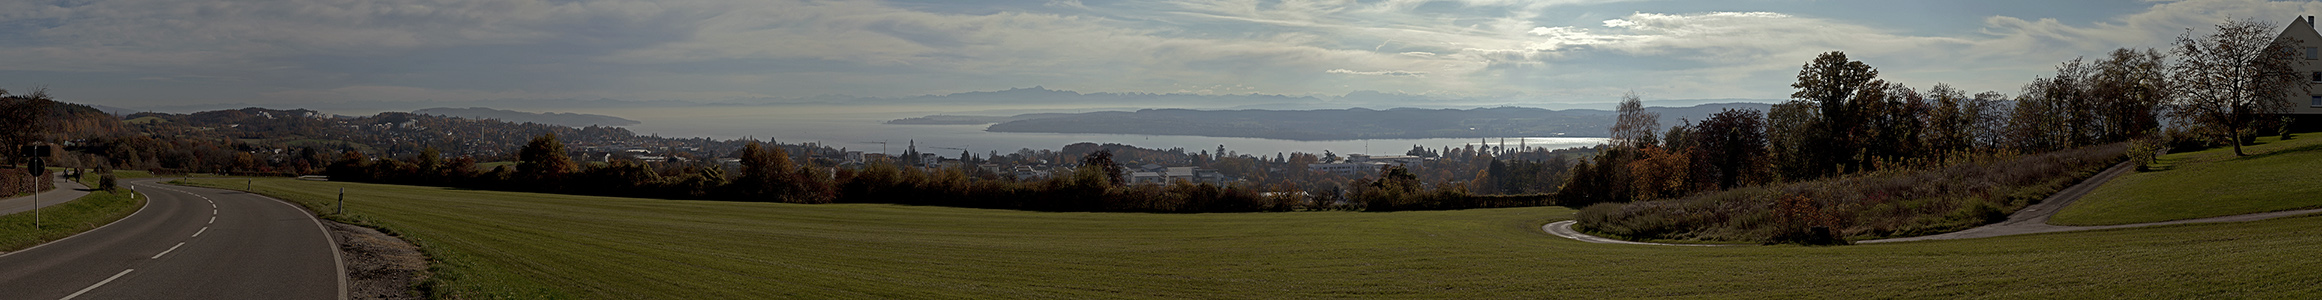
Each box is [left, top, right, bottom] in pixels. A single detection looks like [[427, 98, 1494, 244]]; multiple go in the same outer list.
[[1609, 92, 1660, 149], [2169, 18, 2304, 156]]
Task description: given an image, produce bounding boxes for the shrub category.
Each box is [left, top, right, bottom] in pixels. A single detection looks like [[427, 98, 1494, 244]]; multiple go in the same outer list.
[[1573, 143, 2126, 244], [98, 173, 118, 192]]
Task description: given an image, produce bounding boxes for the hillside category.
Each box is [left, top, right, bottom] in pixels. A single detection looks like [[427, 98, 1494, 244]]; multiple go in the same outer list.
[[414, 107, 640, 127], [2052, 133, 2322, 225], [894, 103, 1773, 141]]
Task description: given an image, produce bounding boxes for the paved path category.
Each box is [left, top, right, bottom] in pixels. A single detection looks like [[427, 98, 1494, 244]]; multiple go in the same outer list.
[[0, 178, 345, 299], [1542, 220, 1731, 246], [1545, 160, 2322, 245], [0, 176, 92, 216]]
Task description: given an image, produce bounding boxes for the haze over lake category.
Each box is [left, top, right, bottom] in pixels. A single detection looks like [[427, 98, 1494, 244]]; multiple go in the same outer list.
[[586, 105, 1607, 158]]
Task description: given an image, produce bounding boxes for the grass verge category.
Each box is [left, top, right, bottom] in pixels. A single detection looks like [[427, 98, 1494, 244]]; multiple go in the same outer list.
[[176, 177, 2322, 298], [0, 171, 149, 252], [2052, 133, 2322, 225]]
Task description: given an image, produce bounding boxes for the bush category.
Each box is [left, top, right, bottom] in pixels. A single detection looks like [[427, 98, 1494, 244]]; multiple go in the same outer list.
[[98, 173, 118, 192], [1573, 143, 2127, 244]]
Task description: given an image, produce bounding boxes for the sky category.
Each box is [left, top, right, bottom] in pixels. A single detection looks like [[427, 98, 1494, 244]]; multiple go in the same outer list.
[[5, 0, 2322, 112]]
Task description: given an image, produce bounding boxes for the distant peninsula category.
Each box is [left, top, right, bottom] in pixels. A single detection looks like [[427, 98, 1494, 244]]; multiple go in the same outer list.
[[888, 103, 1772, 141], [414, 107, 639, 127]]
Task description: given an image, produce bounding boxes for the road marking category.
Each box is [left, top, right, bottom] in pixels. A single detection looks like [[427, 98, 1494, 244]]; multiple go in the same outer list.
[[152, 242, 185, 259], [212, 209, 217, 215], [192, 227, 207, 237], [210, 203, 216, 208], [60, 269, 133, 300], [208, 216, 215, 224]]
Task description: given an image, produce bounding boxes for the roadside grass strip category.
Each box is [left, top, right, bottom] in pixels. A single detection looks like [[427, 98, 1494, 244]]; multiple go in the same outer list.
[[0, 171, 151, 252]]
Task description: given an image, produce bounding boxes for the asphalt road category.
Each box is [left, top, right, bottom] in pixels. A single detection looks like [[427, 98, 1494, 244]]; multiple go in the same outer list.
[[0, 178, 344, 299]]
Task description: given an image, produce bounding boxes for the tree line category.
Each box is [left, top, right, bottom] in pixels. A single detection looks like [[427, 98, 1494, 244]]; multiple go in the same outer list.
[[1567, 18, 2309, 244]]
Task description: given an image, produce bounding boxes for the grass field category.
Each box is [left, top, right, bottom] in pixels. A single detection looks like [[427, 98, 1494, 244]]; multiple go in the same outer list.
[[0, 171, 149, 252], [182, 178, 2322, 298], [2052, 133, 2322, 226]]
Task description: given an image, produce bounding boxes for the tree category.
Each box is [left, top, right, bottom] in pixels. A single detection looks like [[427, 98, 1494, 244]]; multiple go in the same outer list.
[[517, 133, 577, 185], [1924, 84, 1974, 155], [735, 141, 795, 201], [0, 91, 56, 163], [1688, 108, 1770, 190], [1079, 150, 1125, 186], [415, 147, 442, 178], [2090, 48, 2173, 142], [1789, 51, 1880, 176], [2170, 18, 2305, 156], [1610, 93, 1660, 149], [1765, 101, 1821, 181]]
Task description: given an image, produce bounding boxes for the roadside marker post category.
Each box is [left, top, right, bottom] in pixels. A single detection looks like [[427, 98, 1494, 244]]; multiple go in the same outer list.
[[337, 188, 344, 215]]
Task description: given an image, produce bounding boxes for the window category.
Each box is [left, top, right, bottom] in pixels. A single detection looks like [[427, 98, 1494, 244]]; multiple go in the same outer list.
[[2313, 71, 2321, 82], [2313, 95, 2322, 107], [2308, 47, 2319, 60]]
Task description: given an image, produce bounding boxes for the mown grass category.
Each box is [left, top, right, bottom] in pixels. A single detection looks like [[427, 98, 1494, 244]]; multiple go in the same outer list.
[[2052, 132, 2322, 226], [175, 177, 2322, 298], [0, 171, 149, 252]]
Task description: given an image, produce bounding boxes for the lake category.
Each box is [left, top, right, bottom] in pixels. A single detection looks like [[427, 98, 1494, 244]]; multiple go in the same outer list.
[[571, 105, 1610, 157]]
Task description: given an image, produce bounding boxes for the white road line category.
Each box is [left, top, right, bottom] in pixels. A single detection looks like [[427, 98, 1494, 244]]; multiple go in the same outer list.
[[210, 203, 216, 208], [208, 216, 215, 224], [212, 209, 217, 215], [60, 269, 133, 300], [192, 227, 207, 237], [152, 242, 185, 259]]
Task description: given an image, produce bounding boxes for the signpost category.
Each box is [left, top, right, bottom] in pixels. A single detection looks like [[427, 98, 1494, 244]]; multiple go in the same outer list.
[[23, 144, 49, 230]]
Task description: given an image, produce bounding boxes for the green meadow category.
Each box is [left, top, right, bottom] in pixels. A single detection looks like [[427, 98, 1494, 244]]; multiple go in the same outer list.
[[180, 178, 2322, 299], [2053, 132, 2322, 225]]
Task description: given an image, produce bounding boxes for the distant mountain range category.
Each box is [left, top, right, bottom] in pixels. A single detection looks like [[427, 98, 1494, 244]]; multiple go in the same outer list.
[[888, 103, 1774, 141], [412, 107, 639, 127]]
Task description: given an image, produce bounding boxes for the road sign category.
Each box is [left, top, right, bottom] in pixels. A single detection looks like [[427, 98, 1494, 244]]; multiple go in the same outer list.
[[20, 145, 49, 175]]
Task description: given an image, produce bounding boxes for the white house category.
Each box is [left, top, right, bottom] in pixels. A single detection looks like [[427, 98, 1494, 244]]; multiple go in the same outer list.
[[2276, 16, 2322, 117]]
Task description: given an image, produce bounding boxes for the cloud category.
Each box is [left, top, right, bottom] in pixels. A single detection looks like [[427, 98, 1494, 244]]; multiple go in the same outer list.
[[6, 0, 2321, 108], [1326, 69, 1428, 77]]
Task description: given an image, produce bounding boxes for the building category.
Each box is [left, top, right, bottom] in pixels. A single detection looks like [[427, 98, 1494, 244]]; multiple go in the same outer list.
[[1012, 165, 1052, 180], [1129, 166, 1230, 185], [2276, 16, 2322, 121], [1307, 161, 1388, 174], [1344, 154, 1428, 166]]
